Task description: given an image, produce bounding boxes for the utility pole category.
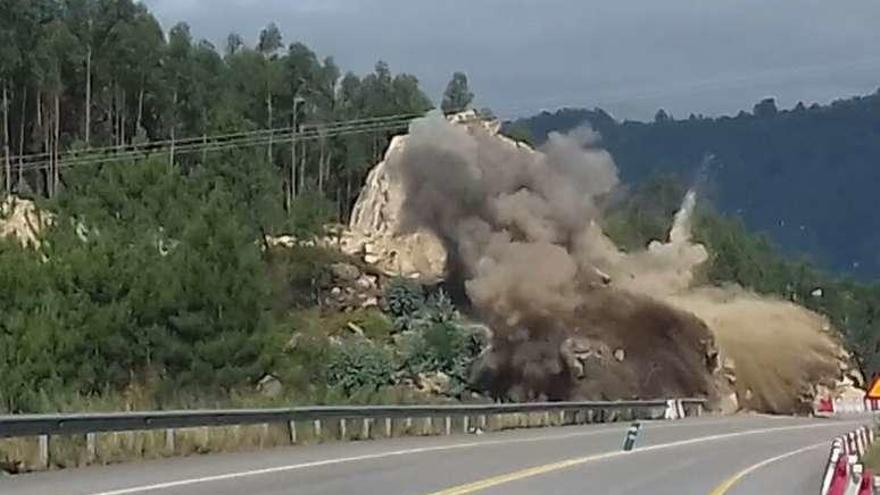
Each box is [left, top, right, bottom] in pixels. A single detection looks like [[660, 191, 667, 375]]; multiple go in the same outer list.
[[3, 82, 10, 196]]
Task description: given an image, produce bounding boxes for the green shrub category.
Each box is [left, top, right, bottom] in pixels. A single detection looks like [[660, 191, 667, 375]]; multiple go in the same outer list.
[[325, 339, 395, 395], [384, 278, 425, 320], [398, 320, 487, 396]]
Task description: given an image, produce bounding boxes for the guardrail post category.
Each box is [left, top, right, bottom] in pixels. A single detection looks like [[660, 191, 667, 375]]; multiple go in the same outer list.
[[38, 434, 50, 470], [405, 417, 413, 433], [288, 421, 297, 444], [86, 432, 97, 463], [385, 417, 393, 438], [445, 416, 452, 436], [165, 428, 175, 453], [314, 419, 322, 441], [479, 414, 487, 430], [463, 415, 470, 433], [340, 418, 348, 440], [558, 410, 566, 425], [361, 418, 371, 440], [425, 416, 433, 435]]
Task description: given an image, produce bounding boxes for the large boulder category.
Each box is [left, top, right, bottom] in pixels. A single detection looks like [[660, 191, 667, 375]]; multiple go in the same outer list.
[[338, 136, 447, 280]]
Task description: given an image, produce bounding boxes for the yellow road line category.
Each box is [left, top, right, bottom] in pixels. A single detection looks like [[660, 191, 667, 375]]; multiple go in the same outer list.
[[425, 423, 855, 495], [429, 453, 620, 495], [707, 442, 827, 495]]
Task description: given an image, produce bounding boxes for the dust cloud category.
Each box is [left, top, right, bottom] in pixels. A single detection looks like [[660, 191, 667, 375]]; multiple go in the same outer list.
[[391, 112, 841, 412], [665, 288, 841, 414]]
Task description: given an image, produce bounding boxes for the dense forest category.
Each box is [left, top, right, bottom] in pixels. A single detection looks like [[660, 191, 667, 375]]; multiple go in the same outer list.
[[506, 91, 880, 278], [0, 0, 488, 414], [0, 0, 455, 219]]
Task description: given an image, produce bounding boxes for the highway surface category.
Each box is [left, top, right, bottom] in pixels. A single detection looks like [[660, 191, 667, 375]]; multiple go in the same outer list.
[[1, 414, 869, 495]]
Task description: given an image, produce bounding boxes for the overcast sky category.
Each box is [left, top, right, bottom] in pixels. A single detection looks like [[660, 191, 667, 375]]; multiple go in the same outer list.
[[141, 0, 880, 121]]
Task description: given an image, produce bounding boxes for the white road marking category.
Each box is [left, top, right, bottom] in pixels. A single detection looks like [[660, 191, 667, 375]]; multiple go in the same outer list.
[[707, 441, 828, 495], [425, 422, 862, 495], [82, 419, 859, 495]]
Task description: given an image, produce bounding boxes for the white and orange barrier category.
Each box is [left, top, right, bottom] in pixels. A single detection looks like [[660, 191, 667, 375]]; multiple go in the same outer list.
[[814, 397, 880, 416], [820, 426, 877, 495]]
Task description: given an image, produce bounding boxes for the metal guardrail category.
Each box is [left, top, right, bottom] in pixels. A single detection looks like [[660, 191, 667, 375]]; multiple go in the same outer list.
[[0, 399, 705, 438], [0, 398, 706, 470]]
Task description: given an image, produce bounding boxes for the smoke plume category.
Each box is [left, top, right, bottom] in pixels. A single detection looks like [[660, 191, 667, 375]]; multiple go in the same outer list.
[[388, 112, 841, 410], [391, 114, 721, 402]]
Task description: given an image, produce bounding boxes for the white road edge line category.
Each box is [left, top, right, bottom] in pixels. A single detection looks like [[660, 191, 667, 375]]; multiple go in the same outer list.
[[83, 419, 860, 495], [707, 441, 828, 495]]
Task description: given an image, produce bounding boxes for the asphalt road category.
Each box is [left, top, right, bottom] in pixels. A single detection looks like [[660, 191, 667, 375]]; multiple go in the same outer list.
[[1, 414, 869, 495]]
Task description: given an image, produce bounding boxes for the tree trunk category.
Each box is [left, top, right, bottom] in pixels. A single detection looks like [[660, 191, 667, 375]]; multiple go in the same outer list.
[[120, 89, 126, 149], [324, 150, 333, 197], [2, 82, 10, 195], [299, 141, 306, 195], [318, 136, 325, 193], [53, 93, 60, 196], [336, 184, 342, 222], [136, 82, 144, 135], [43, 93, 50, 197], [18, 86, 27, 183], [201, 108, 208, 164], [289, 100, 299, 206], [346, 170, 353, 221], [169, 90, 177, 170], [266, 92, 273, 163], [111, 82, 118, 147], [85, 44, 92, 147]]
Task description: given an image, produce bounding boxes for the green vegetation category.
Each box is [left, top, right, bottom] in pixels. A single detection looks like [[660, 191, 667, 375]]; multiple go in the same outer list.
[[441, 72, 475, 115], [862, 438, 880, 472], [0, 0, 435, 220], [0, 0, 482, 415]]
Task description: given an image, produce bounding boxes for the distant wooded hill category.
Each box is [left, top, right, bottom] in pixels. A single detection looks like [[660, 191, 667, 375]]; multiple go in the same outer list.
[[506, 90, 880, 278]]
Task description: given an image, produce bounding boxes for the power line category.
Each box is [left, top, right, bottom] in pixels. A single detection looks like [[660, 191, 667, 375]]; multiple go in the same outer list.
[[14, 117, 421, 174], [9, 111, 427, 169]]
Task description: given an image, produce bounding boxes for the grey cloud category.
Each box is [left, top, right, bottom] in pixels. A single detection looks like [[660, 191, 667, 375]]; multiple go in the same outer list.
[[141, 0, 880, 120]]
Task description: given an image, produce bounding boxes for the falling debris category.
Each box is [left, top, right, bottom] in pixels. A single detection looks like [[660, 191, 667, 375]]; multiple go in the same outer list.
[[343, 111, 849, 413]]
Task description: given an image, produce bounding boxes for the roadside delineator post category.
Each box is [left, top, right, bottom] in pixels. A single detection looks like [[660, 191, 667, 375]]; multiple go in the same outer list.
[[86, 432, 97, 463], [313, 419, 322, 441], [37, 434, 49, 470], [828, 453, 851, 495], [822, 446, 843, 494], [858, 467, 873, 495], [287, 420, 297, 445], [622, 421, 641, 451], [845, 462, 863, 495], [362, 418, 371, 440]]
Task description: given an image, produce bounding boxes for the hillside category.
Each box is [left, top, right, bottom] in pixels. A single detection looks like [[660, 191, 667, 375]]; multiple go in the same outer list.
[[506, 90, 880, 277]]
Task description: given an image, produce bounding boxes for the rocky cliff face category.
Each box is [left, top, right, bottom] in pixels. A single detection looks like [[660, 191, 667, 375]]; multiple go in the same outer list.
[[339, 135, 447, 280]]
